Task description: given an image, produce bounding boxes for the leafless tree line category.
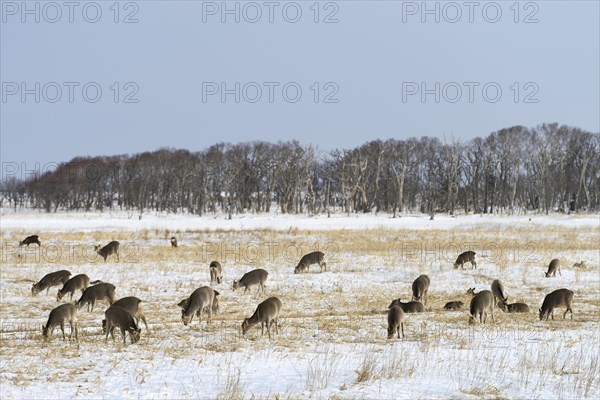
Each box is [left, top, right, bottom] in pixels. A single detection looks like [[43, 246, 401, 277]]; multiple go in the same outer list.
[[2, 123, 598, 215]]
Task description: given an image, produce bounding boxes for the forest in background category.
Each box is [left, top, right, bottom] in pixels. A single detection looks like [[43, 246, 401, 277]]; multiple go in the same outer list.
[[2, 123, 598, 216]]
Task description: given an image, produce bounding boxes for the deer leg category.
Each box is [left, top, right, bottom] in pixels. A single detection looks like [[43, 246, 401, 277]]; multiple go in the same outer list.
[[266, 319, 272, 339], [121, 328, 127, 344], [141, 315, 148, 330], [60, 323, 66, 340], [401, 322, 405, 338], [105, 323, 110, 342], [110, 326, 116, 341]]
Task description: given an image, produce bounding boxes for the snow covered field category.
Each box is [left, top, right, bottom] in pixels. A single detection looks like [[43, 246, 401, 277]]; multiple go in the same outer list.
[[1, 211, 599, 399]]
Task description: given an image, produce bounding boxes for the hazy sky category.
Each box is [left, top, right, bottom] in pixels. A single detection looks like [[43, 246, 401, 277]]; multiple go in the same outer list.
[[1, 0, 599, 176]]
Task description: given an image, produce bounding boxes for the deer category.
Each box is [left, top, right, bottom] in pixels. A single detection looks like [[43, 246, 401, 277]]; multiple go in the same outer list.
[[42, 303, 78, 341], [94, 241, 120, 262], [170, 236, 178, 248], [31, 270, 71, 296], [545, 259, 561, 277], [501, 301, 530, 313], [57, 274, 99, 301], [444, 301, 465, 311], [182, 286, 219, 327], [387, 305, 405, 339], [388, 298, 425, 313], [104, 305, 141, 344], [539, 288, 574, 321], [210, 261, 223, 284], [294, 251, 326, 274], [453, 251, 477, 269], [468, 290, 495, 325], [491, 279, 508, 309], [102, 297, 148, 332], [20, 235, 41, 247], [572, 261, 586, 269], [241, 297, 282, 339], [466, 287, 477, 297], [233, 268, 268, 295], [178, 293, 220, 316], [412, 274, 430, 305], [76, 283, 116, 312]]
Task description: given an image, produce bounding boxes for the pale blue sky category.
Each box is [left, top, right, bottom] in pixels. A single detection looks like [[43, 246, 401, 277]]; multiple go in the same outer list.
[[1, 0, 599, 172]]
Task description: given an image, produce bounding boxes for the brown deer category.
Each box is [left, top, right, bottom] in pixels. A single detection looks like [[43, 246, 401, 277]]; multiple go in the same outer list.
[[31, 270, 71, 296], [412, 275, 430, 305], [104, 305, 141, 344], [572, 261, 586, 269], [501, 301, 530, 313], [102, 296, 148, 332], [76, 283, 116, 311], [210, 261, 223, 284], [545, 259, 561, 277], [20, 235, 41, 247], [241, 297, 282, 339], [182, 287, 219, 327], [57, 274, 96, 301], [42, 303, 78, 341], [466, 287, 477, 297], [294, 251, 326, 274], [233, 269, 268, 295], [539, 288, 573, 321], [468, 290, 495, 325], [491, 279, 507, 309], [444, 301, 465, 311], [388, 298, 425, 313], [387, 305, 405, 339], [170, 237, 178, 248], [178, 294, 219, 316], [453, 251, 477, 269], [95, 241, 120, 262]]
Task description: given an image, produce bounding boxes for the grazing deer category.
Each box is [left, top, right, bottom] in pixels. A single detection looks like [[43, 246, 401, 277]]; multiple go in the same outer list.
[[178, 294, 219, 316], [388, 298, 425, 313], [210, 261, 223, 284], [294, 251, 326, 274], [233, 269, 268, 295], [539, 288, 574, 321], [387, 305, 405, 339], [182, 287, 219, 327], [412, 275, 430, 305], [76, 283, 116, 312], [102, 297, 148, 332], [572, 261, 586, 269], [42, 303, 78, 341], [501, 300, 530, 313], [57, 274, 95, 301], [94, 241, 120, 262], [545, 259, 561, 277], [468, 290, 495, 325], [444, 301, 464, 311], [170, 237, 178, 248], [20, 235, 41, 247], [104, 305, 141, 344], [454, 251, 477, 269], [241, 297, 282, 339], [32, 270, 71, 296], [491, 279, 507, 309]]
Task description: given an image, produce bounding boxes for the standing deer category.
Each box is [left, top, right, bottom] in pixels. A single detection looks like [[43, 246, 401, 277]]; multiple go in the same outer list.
[[412, 274, 430, 305], [491, 279, 507, 309], [76, 283, 116, 311], [182, 286, 219, 327], [545, 259, 561, 277], [20, 235, 41, 247], [387, 305, 405, 339], [241, 297, 282, 339], [468, 290, 495, 325], [233, 269, 268, 295], [466, 287, 477, 297], [539, 288, 574, 321], [57, 274, 95, 301], [210, 261, 223, 284], [444, 301, 465, 311], [102, 296, 148, 332], [31, 270, 71, 296], [95, 241, 120, 262], [388, 298, 425, 313], [170, 237, 178, 248], [104, 305, 141, 344], [453, 251, 477, 269], [42, 303, 78, 341], [294, 251, 326, 274]]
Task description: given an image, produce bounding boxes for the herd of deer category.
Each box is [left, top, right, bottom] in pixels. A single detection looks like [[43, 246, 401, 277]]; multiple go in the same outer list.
[[22, 234, 580, 344]]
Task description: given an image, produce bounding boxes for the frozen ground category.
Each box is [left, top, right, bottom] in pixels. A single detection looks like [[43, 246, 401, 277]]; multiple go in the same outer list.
[[1, 211, 599, 399]]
